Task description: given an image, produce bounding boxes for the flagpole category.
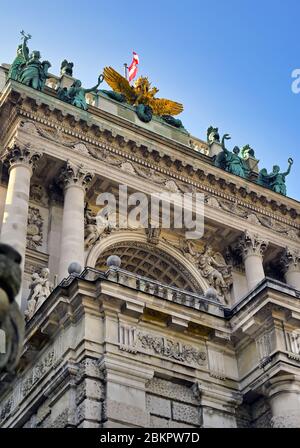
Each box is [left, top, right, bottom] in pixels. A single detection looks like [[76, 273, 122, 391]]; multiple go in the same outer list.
[[123, 63, 128, 80]]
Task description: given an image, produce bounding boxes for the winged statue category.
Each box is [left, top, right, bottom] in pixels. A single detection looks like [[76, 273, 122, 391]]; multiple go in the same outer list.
[[103, 67, 184, 117]]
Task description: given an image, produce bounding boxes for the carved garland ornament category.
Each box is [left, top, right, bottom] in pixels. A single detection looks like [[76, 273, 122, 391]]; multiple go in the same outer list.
[[26, 206, 43, 250]]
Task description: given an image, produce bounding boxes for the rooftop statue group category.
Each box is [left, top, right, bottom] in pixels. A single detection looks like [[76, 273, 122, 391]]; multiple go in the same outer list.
[[7, 32, 294, 196], [8, 32, 185, 126], [8, 31, 51, 91], [208, 127, 293, 196], [9, 31, 103, 111]]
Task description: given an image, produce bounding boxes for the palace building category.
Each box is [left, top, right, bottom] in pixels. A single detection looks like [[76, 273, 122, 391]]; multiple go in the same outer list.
[[0, 35, 300, 428]]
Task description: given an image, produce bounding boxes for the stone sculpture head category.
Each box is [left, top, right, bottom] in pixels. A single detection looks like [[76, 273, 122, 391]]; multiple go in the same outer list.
[[42, 61, 51, 70], [41, 268, 50, 279], [30, 50, 41, 60], [206, 245, 213, 255], [272, 165, 280, 174], [73, 80, 82, 88]]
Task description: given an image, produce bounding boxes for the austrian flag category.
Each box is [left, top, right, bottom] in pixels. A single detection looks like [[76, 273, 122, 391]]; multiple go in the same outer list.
[[128, 52, 139, 82]]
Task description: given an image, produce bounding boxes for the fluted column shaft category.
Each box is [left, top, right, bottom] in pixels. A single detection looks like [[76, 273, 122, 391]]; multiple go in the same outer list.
[[1, 146, 41, 306], [58, 162, 93, 281], [238, 231, 268, 291]]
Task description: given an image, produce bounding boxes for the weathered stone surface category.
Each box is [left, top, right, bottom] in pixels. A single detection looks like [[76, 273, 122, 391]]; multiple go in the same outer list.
[[146, 378, 199, 404], [146, 395, 171, 418], [76, 379, 104, 405], [106, 399, 148, 427], [76, 399, 102, 424], [172, 402, 201, 426], [150, 415, 170, 428]]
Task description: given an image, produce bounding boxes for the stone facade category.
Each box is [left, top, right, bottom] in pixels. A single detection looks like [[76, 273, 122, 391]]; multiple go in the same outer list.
[[0, 63, 300, 428]]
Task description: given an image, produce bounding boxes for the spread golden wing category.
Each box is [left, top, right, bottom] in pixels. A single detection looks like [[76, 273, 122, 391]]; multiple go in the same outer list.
[[103, 67, 136, 104], [149, 98, 184, 116]]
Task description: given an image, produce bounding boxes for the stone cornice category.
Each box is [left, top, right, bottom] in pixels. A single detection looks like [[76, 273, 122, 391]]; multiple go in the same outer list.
[[0, 81, 299, 221], [18, 122, 300, 242]]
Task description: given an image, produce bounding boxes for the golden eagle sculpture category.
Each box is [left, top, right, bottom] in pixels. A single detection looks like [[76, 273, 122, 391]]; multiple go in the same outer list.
[[103, 67, 184, 117]]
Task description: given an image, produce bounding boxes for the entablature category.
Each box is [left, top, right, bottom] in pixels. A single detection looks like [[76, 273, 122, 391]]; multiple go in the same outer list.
[[0, 80, 299, 224]]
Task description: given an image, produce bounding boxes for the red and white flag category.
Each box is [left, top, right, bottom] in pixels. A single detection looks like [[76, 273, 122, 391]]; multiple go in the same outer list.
[[128, 51, 139, 82]]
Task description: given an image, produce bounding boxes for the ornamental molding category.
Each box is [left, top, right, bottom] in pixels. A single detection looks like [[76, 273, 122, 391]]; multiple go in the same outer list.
[[118, 323, 207, 368], [16, 118, 300, 238], [2, 94, 300, 221], [204, 195, 300, 242], [0, 349, 55, 423], [1, 143, 41, 172], [59, 161, 94, 190], [21, 350, 55, 397], [237, 230, 269, 259]]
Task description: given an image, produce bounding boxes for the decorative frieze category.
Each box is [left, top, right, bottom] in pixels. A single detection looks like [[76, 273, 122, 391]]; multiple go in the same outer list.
[[285, 330, 300, 359], [118, 324, 137, 353], [21, 350, 55, 397], [255, 329, 275, 367], [118, 326, 207, 367], [16, 112, 299, 223]]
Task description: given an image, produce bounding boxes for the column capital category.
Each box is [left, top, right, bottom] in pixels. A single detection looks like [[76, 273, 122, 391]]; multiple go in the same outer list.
[[237, 230, 269, 259], [59, 161, 94, 191], [281, 247, 300, 273], [2, 144, 41, 173]]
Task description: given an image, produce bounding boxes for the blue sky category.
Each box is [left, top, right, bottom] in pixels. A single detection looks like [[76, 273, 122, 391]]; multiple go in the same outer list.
[[1, 0, 299, 200]]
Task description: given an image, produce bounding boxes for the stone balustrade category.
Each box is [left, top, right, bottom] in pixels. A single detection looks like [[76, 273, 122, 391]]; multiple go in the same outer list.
[[77, 266, 225, 316]]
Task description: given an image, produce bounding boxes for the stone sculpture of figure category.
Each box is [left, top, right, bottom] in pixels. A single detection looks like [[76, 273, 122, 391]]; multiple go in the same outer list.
[[58, 75, 104, 110], [160, 115, 187, 132], [198, 245, 232, 304], [257, 168, 269, 188], [8, 30, 31, 80], [207, 126, 220, 144], [84, 206, 117, 249], [241, 144, 255, 160], [19, 49, 52, 91], [214, 134, 249, 179], [25, 268, 52, 321], [60, 59, 74, 77], [257, 158, 293, 196], [10, 31, 52, 91]]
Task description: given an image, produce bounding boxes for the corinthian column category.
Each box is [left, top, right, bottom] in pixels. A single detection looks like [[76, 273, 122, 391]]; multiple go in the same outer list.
[[281, 248, 300, 290], [58, 162, 93, 281], [1, 145, 41, 305], [238, 230, 268, 291]]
